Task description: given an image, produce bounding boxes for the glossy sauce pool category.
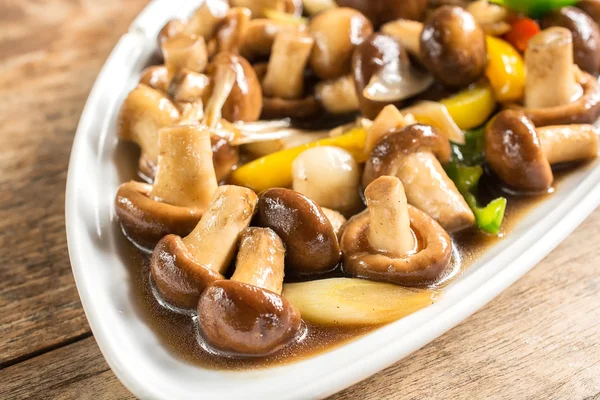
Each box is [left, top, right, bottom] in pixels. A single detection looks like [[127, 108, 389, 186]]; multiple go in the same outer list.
[[114, 141, 584, 370]]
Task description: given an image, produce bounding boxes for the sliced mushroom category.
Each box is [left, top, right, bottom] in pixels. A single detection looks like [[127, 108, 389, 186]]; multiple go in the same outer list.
[[341, 176, 453, 286], [139, 65, 169, 93], [507, 27, 600, 126], [183, 0, 230, 40], [207, 52, 263, 123], [485, 110, 598, 191], [363, 124, 475, 233], [399, 101, 464, 144], [255, 188, 341, 275], [542, 7, 600, 76], [197, 227, 302, 356], [335, 0, 428, 27], [216, 7, 252, 54], [115, 125, 218, 250], [292, 146, 363, 216], [150, 185, 257, 309], [241, 128, 329, 157], [308, 7, 373, 80], [240, 18, 306, 61], [364, 104, 415, 156], [420, 6, 487, 88], [161, 33, 208, 80], [380, 19, 423, 59], [117, 84, 180, 170], [315, 74, 359, 114], [261, 32, 314, 99], [352, 33, 430, 119]]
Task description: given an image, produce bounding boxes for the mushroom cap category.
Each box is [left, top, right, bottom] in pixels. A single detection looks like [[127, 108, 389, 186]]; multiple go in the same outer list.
[[352, 33, 407, 119], [485, 110, 553, 191], [578, 0, 600, 27], [335, 0, 428, 27], [341, 205, 452, 286], [139, 65, 169, 93], [507, 70, 600, 126], [255, 188, 341, 275], [115, 181, 203, 250], [308, 7, 374, 80], [211, 135, 239, 182], [542, 7, 600, 75], [208, 52, 263, 122], [198, 280, 302, 356], [151, 234, 224, 309], [362, 124, 452, 188], [420, 6, 487, 88]]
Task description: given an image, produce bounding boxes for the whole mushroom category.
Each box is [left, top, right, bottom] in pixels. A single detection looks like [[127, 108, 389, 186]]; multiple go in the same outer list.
[[341, 176, 453, 286], [308, 7, 373, 80], [541, 6, 600, 76], [485, 110, 598, 191], [255, 188, 342, 275], [363, 124, 475, 233], [335, 0, 429, 27], [150, 185, 258, 309], [197, 227, 302, 356], [240, 18, 306, 61], [507, 27, 600, 126], [352, 33, 433, 119], [115, 125, 218, 250]]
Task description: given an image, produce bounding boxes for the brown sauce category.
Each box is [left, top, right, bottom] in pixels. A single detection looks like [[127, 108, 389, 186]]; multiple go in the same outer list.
[[113, 139, 591, 370]]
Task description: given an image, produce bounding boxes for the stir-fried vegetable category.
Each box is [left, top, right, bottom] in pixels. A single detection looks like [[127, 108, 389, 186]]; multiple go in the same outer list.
[[441, 82, 496, 130], [485, 36, 526, 102], [230, 128, 367, 192], [447, 128, 507, 234], [491, 0, 578, 17], [502, 17, 541, 52]]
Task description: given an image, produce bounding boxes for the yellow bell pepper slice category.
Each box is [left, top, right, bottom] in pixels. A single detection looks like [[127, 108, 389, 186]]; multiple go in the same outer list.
[[484, 36, 526, 103], [230, 128, 366, 192], [441, 82, 496, 130]]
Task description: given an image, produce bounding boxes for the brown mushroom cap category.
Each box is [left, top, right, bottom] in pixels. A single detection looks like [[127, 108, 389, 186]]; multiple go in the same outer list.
[[151, 234, 224, 309], [506, 70, 600, 126], [578, 0, 600, 26], [542, 7, 600, 75], [362, 124, 452, 188], [198, 280, 302, 356], [139, 66, 169, 93], [207, 52, 263, 122], [420, 6, 487, 88], [308, 7, 373, 80], [255, 188, 341, 275], [484, 110, 553, 191], [115, 181, 202, 250], [341, 205, 452, 286], [335, 0, 428, 27]]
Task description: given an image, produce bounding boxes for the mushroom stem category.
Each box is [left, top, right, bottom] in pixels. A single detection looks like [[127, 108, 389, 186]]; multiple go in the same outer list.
[[537, 125, 599, 164], [162, 34, 208, 81], [315, 74, 359, 114], [525, 27, 582, 109], [230, 227, 286, 294], [262, 32, 314, 99], [397, 152, 473, 233], [182, 185, 258, 274], [184, 0, 230, 40], [381, 19, 423, 58], [204, 66, 236, 128], [365, 176, 415, 256], [217, 7, 252, 53], [150, 126, 218, 209]]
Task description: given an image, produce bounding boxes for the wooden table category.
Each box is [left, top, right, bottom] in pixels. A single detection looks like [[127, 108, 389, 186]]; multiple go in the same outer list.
[[2, 1, 600, 399]]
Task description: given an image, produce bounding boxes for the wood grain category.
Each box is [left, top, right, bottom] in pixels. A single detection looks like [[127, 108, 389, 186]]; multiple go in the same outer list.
[[1, 0, 600, 399], [0, 0, 147, 366]]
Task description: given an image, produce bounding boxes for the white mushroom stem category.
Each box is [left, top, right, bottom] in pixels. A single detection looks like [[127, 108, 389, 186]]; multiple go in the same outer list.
[[315, 74, 359, 114], [162, 34, 208, 81], [400, 101, 465, 144], [231, 227, 286, 294], [364, 176, 415, 256], [204, 66, 236, 128], [262, 32, 314, 99], [182, 185, 258, 274], [217, 7, 252, 53], [538, 125, 599, 164], [177, 101, 204, 125], [396, 152, 474, 233], [150, 125, 218, 209], [170, 70, 210, 103], [525, 27, 582, 109], [365, 105, 415, 154], [381, 19, 423, 58], [321, 207, 347, 238], [184, 0, 230, 40]]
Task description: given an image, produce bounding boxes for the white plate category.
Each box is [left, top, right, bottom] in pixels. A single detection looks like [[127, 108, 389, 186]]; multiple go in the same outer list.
[[65, 1, 600, 398]]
